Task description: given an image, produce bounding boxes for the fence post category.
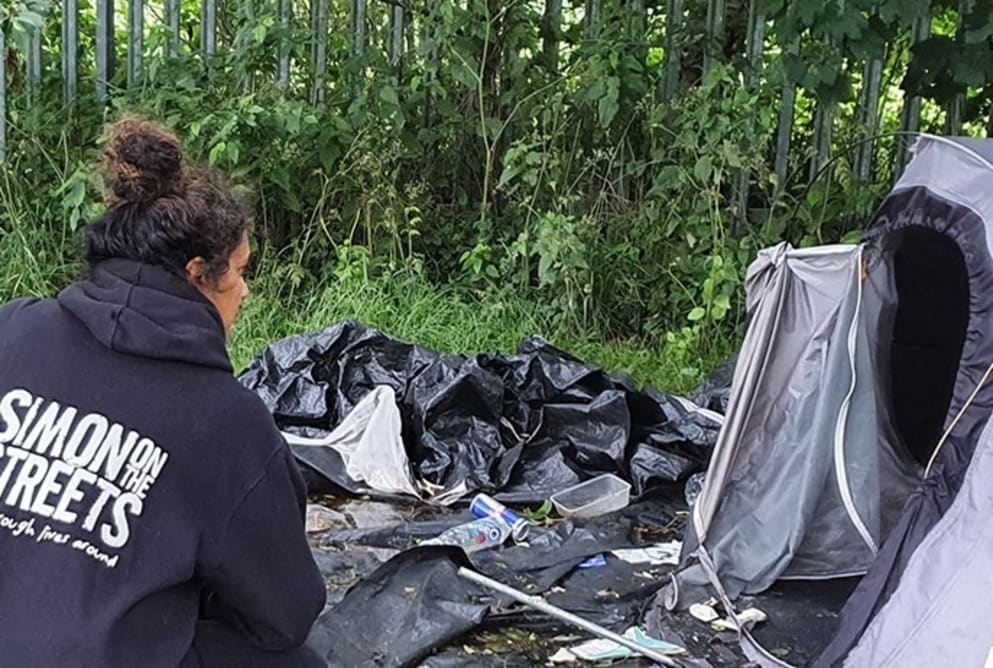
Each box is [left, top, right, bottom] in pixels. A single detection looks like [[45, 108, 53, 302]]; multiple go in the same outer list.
[[734, 0, 764, 227], [854, 13, 883, 184], [278, 0, 292, 89], [166, 0, 180, 57], [28, 25, 43, 105], [661, 0, 684, 101], [352, 0, 367, 59], [95, 0, 113, 103], [63, 0, 80, 104], [946, 0, 972, 135], [542, 0, 562, 73], [1, 26, 5, 164], [896, 13, 931, 176], [389, 0, 405, 80], [311, 0, 329, 103], [203, 0, 217, 58], [774, 41, 798, 191], [703, 0, 726, 78], [128, 0, 144, 87], [809, 104, 834, 182], [351, 0, 367, 95], [584, 0, 600, 40]]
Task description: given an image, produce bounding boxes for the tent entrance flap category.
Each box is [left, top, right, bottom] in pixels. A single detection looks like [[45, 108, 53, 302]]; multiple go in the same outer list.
[[887, 227, 969, 467]]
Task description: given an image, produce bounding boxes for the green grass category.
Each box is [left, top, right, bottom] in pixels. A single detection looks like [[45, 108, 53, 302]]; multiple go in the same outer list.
[[0, 184, 736, 397], [229, 266, 738, 395]]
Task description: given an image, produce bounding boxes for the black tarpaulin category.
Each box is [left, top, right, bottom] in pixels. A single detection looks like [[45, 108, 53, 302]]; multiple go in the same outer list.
[[239, 321, 721, 502]]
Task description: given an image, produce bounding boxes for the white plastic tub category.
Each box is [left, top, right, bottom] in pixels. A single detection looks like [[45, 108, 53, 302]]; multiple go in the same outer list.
[[550, 474, 631, 518]]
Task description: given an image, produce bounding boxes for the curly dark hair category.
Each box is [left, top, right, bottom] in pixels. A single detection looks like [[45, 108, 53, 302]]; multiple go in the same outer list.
[[84, 118, 251, 285]]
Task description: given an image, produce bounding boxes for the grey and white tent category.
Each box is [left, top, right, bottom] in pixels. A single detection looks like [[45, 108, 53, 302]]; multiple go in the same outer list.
[[665, 135, 993, 667]]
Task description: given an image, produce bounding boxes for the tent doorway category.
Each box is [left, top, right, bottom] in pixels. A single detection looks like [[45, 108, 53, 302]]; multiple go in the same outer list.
[[888, 226, 969, 467]]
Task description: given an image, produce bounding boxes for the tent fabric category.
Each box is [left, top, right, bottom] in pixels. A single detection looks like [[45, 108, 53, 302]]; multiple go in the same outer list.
[[665, 133, 993, 667], [667, 242, 918, 608], [814, 141, 993, 667], [840, 416, 993, 667]]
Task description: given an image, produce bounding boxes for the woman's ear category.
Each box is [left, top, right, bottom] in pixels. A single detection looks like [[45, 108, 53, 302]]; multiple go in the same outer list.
[[185, 256, 208, 287]]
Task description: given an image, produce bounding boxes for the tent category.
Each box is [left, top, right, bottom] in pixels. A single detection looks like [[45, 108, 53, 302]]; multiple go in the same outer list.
[[664, 135, 993, 667]]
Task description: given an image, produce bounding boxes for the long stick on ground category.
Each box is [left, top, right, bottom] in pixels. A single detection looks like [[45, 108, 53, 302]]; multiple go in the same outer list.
[[457, 567, 681, 666]]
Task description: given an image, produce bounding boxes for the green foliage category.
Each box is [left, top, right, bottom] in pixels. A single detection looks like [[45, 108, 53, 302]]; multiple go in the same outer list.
[[1, 0, 991, 389]]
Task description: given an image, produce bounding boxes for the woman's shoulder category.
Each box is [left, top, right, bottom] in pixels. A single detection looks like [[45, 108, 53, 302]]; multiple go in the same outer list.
[[0, 297, 52, 320]]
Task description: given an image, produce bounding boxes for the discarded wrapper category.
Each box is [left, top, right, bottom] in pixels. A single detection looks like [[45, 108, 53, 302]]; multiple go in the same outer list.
[[611, 540, 682, 566], [548, 627, 686, 663], [688, 599, 720, 623], [577, 554, 607, 569], [710, 607, 768, 632]]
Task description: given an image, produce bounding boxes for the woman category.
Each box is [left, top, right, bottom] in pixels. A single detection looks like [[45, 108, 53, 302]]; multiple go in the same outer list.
[[0, 119, 327, 667]]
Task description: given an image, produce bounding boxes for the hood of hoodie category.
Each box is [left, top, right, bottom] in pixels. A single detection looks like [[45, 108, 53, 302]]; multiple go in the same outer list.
[[57, 259, 233, 372]]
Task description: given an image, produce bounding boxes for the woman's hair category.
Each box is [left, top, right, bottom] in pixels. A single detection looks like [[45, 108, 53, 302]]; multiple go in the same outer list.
[[84, 118, 251, 285]]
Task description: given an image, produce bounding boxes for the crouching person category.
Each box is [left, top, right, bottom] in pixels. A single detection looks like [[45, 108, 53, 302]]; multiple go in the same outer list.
[[0, 118, 327, 667]]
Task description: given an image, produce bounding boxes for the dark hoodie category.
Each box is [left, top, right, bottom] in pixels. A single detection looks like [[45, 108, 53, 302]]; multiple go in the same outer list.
[[0, 259, 326, 667]]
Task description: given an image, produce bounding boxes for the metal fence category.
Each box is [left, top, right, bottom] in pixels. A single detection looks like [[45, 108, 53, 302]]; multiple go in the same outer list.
[[0, 0, 985, 182]]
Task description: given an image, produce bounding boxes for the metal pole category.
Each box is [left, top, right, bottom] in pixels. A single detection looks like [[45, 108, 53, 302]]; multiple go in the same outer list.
[[64, 0, 80, 104], [661, 0, 684, 101], [855, 53, 883, 183], [95, 0, 113, 104], [584, 0, 600, 40], [278, 0, 291, 89], [457, 568, 680, 666], [896, 14, 930, 176], [353, 0, 367, 59], [166, 0, 181, 58], [809, 104, 834, 183], [389, 1, 404, 69], [774, 84, 795, 189], [702, 0, 726, 78], [542, 0, 562, 73], [311, 0, 329, 104], [128, 0, 144, 87], [1, 26, 6, 164], [204, 0, 217, 57], [735, 0, 765, 227], [28, 26, 43, 105]]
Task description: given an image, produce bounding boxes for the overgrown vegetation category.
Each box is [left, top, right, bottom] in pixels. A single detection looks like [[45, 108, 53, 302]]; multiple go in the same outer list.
[[1, 0, 992, 392]]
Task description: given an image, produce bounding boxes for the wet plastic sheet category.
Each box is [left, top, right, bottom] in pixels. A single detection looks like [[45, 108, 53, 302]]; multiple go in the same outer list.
[[307, 546, 490, 668], [689, 356, 736, 415], [239, 321, 722, 503], [306, 503, 684, 667]]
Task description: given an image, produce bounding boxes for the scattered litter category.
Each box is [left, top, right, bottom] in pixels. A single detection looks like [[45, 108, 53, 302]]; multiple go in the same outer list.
[[422, 517, 510, 553], [470, 493, 531, 542], [282, 386, 422, 499], [576, 554, 607, 569], [710, 607, 768, 633], [551, 474, 632, 519], [305, 504, 347, 533], [594, 589, 620, 601], [689, 599, 720, 624], [684, 472, 706, 507], [548, 627, 685, 663], [611, 540, 682, 566]]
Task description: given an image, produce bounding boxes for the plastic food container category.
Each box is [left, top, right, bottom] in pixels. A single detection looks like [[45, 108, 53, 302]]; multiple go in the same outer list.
[[550, 474, 631, 518]]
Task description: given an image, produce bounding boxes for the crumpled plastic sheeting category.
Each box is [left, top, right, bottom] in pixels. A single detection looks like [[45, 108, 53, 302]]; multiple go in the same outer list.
[[306, 503, 684, 667], [239, 321, 722, 502], [307, 546, 491, 668], [284, 386, 421, 498], [688, 356, 737, 415]]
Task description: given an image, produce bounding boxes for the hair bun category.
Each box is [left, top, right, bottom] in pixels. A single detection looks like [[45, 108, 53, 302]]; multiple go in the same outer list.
[[104, 118, 184, 205]]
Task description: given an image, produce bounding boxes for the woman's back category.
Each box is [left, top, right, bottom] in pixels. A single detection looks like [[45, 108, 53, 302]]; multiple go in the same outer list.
[[0, 120, 325, 667]]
